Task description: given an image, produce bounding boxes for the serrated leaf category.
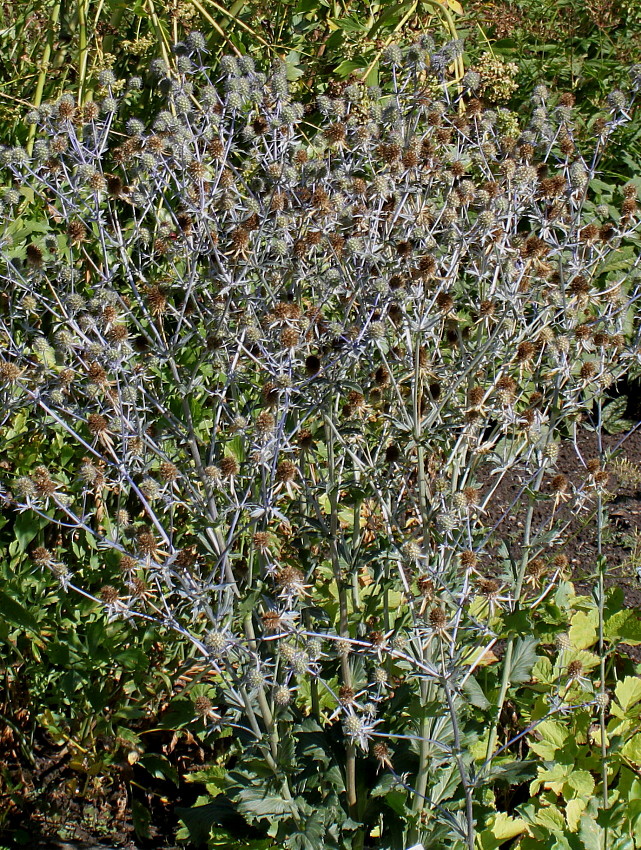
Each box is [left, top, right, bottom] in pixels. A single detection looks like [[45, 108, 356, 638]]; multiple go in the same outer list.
[[371, 772, 398, 797], [235, 787, 299, 823], [602, 396, 632, 435], [606, 609, 641, 645], [492, 812, 527, 840], [535, 806, 565, 831], [569, 609, 598, 651], [621, 734, 641, 765], [616, 678, 641, 712], [566, 769, 595, 798], [508, 636, 539, 684], [566, 798, 586, 832], [532, 762, 571, 795], [579, 813, 605, 850], [479, 812, 527, 850], [529, 719, 569, 760]]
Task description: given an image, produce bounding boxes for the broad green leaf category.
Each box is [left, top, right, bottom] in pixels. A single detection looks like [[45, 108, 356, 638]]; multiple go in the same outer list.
[[463, 674, 490, 709], [535, 806, 565, 831], [566, 798, 586, 832], [176, 797, 236, 845], [579, 814, 606, 850], [492, 812, 527, 840], [605, 609, 641, 645], [621, 734, 641, 766], [508, 636, 539, 684], [616, 678, 641, 712], [13, 510, 50, 552], [566, 770, 595, 798], [0, 590, 39, 632], [132, 797, 151, 839], [235, 787, 300, 822], [139, 753, 179, 786], [569, 609, 598, 651], [479, 812, 527, 850], [602, 397, 633, 435], [334, 60, 366, 77], [531, 762, 571, 795], [528, 719, 569, 760]]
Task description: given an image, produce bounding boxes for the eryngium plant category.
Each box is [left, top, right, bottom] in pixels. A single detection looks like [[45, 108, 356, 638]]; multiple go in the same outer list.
[[1, 37, 640, 849]]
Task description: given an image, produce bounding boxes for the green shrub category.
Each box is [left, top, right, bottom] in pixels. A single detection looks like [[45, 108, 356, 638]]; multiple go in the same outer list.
[[1, 36, 641, 848]]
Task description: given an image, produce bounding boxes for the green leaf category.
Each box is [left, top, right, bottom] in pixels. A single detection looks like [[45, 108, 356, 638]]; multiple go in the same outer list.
[[132, 797, 151, 839], [463, 674, 490, 709], [579, 813, 606, 850], [509, 636, 539, 684], [615, 678, 641, 712], [156, 698, 195, 729], [0, 590, 39, 632], [334, 59, 366, 77], [504, 812, 530, 839], [621, 734, 641, 765], [529, 719, 570, 760], [601, 397, 633, 435], [13, 511, 50, 552], [235, 787, 300, 823], [566, 798, 587, 832], [569, 609, 598, 651], [566, 770, 595, 798], [367, 2, 412, 38], [176, 797, 235, 845], [139, 753, 179, 786], [535, 806, 565, 832], [605, 609, 641, 645]]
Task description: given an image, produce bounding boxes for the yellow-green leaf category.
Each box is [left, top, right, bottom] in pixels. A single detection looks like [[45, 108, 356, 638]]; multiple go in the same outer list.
[[622, 734, 641, 766], [535, 807, 565, 831], [566, 770, 595, 798], [615, 677, 641, 712], [443, 0, 464, 13], [569, 609, 598, 650], [566, 798, 586, 832], [492, 812, 527, 841]]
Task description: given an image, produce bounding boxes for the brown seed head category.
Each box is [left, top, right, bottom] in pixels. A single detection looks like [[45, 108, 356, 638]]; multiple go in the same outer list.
[[339, 685, 356, 705], [276, 459, 297, 482], [429, 607, 448, 631], [87, 413, 108, 435], [256, 410, 276, 437], [67, 220, 87, 243], [566, 660, 584, 679], [526, 557, 546, 581], [100, 585, 119, 604], [159, 461, 178, 482], [280, 327, 299, 349], [220, 456, 239, 477], [515, 341, 536, 364], [119, 555, 138, 575], [460, 550, 477, 569], [194, 695, 214, 717], [32, 546, 53, 566]]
